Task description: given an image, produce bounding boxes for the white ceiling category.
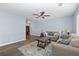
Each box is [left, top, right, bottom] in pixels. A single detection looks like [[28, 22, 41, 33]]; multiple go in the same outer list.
[[0, 3, 78, 19]]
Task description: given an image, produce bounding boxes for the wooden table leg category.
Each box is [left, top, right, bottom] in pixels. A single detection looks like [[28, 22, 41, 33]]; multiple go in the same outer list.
[[37, 40, 39, 46]]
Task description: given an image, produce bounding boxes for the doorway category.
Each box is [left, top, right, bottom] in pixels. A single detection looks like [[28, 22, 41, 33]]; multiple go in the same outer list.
[[26, 25, 30, 39]]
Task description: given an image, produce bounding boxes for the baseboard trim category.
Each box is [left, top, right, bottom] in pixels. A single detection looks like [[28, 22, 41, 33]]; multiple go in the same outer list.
[[31, 34, 40, 37], [0, 39, 26, 47], [31, 35, 40, 37]]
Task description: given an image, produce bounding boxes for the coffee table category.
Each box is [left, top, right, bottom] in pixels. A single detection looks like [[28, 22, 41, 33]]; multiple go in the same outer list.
[[37, 37, 51, 49]]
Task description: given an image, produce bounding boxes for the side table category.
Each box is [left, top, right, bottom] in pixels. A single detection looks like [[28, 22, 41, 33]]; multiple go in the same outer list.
[[37, 37, 51, 49]]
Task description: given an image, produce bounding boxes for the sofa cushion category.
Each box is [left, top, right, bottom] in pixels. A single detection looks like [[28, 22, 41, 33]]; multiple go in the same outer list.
[[61, 35, 71, 39], [70, 38, 79, 48]]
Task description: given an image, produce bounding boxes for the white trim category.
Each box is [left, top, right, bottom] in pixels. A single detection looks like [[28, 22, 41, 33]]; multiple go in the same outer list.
[[0, 39, 26, 47]]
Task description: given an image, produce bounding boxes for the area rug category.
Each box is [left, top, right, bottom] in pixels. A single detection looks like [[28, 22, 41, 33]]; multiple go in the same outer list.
[[18, 41, 53, 56]]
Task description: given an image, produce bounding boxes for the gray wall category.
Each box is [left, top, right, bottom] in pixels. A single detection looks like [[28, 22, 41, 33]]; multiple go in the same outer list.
[[0, 11, 25, 46], [0, 10, 75, 46], [30, 16, 74, 36]]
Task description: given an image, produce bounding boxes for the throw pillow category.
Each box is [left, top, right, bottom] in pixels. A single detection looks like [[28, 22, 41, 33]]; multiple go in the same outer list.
[[40, 32, 45, 37], [58, 39, 70, 45]]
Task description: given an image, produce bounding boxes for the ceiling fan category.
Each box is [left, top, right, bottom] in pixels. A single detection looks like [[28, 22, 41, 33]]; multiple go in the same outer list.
[[33, 11, 50, 19]]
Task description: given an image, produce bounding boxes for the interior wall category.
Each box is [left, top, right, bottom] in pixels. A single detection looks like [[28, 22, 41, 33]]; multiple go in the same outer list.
[[0, 11, 25, 46], [30, 16, 74, 36]]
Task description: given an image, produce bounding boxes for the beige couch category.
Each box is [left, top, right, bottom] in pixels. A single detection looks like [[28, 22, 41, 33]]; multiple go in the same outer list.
[[47, 32, 60, 42], [52, 37, 79, 56], [48, 35, 59, 42]]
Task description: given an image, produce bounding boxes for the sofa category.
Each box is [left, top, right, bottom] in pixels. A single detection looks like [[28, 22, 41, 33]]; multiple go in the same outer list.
[[46, 31, 60, 42], [48, 35, 59, 42], [52, 37, 79, 56]]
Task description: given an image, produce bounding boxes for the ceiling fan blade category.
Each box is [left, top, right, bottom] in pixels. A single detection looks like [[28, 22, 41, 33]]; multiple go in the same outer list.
[[44, 15, 50, 17], [40, 11, 45, 16], [33, 14, 39, 16]]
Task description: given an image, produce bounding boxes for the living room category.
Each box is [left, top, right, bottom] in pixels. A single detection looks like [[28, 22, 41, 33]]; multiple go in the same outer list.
[[0, 3, 79, 56]]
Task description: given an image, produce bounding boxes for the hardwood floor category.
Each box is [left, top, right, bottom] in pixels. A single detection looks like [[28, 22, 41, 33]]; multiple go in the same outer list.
[[0, 35, 39, 56]]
